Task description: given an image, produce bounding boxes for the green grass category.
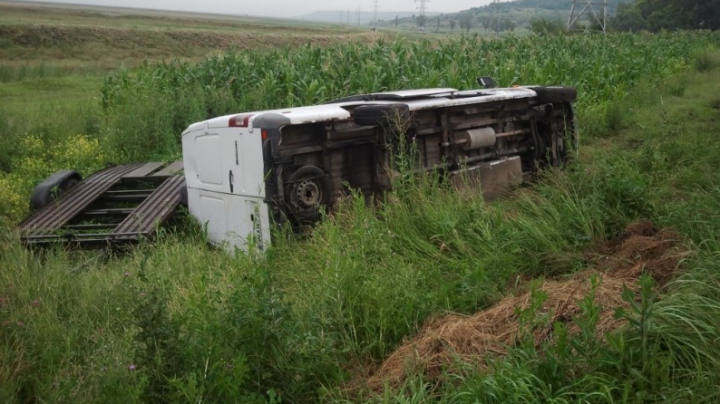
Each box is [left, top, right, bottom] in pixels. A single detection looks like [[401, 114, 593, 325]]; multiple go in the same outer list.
[[2, 21, 720, 402], [0, 3, 383, 72], [4, 63, 720, 401], [0, 2, 359, 32]]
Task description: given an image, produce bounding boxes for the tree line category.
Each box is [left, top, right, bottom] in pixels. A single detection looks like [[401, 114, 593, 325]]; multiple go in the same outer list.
[[614, 0, 720, 31]]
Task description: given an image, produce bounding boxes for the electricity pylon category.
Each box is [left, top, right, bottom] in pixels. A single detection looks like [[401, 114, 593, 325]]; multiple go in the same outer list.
[[568, 0, 608, 34], [414, 0, 429, 29]]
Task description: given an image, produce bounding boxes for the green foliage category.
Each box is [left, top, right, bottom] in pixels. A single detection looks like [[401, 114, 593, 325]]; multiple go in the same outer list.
[[529, 18, 566, 36], [613, 0, 720, 31], [0, 134, 106, 221], [693, 50, 719, 72], [612, 2, 649, 32], [458, 14, 473, 33], [133, 282, 187, 404], [99, 32, 719, 161], [4, 32, 720, 403], [129, 252, 273, 404], [382, 0, 628, 31]]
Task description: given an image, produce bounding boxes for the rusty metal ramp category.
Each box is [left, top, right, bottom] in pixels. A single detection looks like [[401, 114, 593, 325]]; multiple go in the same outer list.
[[18, 161, 185, 248]]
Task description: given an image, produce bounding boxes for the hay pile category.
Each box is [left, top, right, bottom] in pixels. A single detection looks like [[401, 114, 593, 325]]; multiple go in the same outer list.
[[364, 221, 687, 391]]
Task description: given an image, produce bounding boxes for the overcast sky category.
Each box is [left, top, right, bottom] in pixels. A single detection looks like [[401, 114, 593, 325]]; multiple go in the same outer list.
[[35, 0, 495, 19]]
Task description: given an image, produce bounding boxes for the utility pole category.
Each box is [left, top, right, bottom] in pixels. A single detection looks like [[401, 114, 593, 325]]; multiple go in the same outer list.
[[568, 0, 608, 34], [357, 6, 361, 26], [372, 0, 379, 22], [347, 9, 350, 25]]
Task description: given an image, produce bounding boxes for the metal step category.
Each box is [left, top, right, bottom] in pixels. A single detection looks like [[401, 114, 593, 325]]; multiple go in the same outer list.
[[100, 189, 155, 202], [83, 208, 136, 216], [63, 223, 120, 231]]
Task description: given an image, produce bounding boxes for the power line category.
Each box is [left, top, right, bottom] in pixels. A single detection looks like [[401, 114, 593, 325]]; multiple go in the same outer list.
[[568, 0, 608, 34]]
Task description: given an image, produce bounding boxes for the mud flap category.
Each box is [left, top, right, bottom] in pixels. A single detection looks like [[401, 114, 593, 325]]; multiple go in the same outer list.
[[450, 156, 523, 201]]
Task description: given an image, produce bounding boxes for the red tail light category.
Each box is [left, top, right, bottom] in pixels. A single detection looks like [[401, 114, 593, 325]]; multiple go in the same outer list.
[[228, 114, 254, 128], [261, 129, 268, 140]]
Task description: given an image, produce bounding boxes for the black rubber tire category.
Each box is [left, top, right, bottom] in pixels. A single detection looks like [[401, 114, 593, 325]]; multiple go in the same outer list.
[[353, 103, 410, 127], [30, 170, 82, 211], [285, 165, 330, 223], [533, 86, 578, 104], [58, 177, 79, 193], [48, 176, 80, 202]]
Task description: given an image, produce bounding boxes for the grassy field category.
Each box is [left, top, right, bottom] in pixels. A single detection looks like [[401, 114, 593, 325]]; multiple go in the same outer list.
[[3, 4, 720, 403], [0, 2, 383, 71]]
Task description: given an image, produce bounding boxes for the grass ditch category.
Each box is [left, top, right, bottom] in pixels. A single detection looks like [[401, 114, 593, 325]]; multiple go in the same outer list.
[[2, 53, 720, 403]]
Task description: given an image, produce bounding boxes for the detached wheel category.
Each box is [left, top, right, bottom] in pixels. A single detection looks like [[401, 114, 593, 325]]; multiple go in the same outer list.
[[353, 103, 410, 127], [285, 165, 330, 223], [533, 86, 577, 104], [30, 170, 82, 211]]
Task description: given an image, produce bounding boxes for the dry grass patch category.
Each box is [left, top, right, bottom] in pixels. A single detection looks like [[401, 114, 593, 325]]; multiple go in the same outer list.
[[361, 221, 689, 391]]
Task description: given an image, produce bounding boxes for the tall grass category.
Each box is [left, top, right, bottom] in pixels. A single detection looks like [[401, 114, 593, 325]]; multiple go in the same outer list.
[[2, 34, 720, 403], [0, 64, 101, 83]]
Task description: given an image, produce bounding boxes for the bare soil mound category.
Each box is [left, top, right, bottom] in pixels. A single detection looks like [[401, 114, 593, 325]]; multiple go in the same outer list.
[[363, 221, 688, 391]]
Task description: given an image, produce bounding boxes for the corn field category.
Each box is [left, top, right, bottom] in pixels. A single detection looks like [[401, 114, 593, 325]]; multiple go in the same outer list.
[[97, 31, 720, 161], [102, 31, 717, 112]]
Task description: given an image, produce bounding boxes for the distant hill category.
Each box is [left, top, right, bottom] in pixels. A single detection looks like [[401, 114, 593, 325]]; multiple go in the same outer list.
[[299, 10, 441, 26], [468, 0, 628, 13], [374, 0, 633, 32]]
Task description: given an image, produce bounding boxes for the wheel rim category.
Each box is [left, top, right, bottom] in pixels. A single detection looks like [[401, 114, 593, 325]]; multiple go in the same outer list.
[[294, 179, 321, 209]]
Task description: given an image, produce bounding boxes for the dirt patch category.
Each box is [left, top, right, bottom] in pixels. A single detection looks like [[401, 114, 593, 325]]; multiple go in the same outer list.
[[360, 221, 688, 391]]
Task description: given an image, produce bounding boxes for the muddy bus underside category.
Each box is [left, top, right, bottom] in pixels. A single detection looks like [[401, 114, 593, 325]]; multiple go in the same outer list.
[[266, 98, 574, 226]]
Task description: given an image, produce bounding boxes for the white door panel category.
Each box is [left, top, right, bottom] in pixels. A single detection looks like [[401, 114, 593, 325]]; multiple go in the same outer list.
[[187, 189, 271, 253], [183, 124, 269, 253]]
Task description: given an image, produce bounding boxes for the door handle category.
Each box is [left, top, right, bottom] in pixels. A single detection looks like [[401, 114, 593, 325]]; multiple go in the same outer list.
[[229, 170, 234, 193]]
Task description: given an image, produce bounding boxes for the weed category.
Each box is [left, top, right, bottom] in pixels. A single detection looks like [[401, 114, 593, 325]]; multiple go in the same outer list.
[[604, 101, 626, 133], [693, 50, 717, 72]]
